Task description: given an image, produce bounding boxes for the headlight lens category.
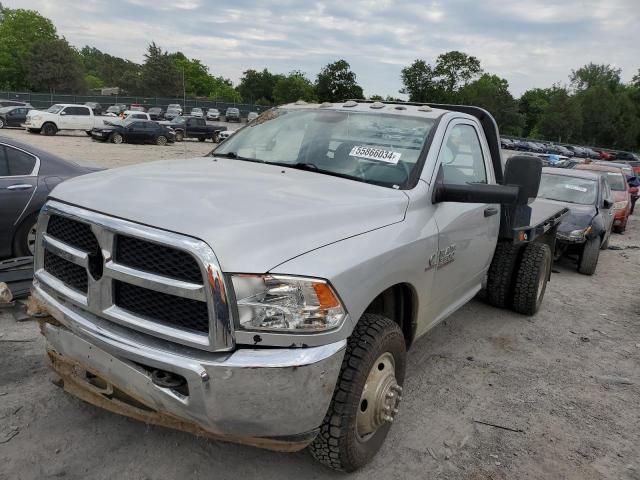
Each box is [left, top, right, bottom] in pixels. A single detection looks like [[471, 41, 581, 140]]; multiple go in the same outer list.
[[568, 226, 591, 239], [32, 115, 42, 121], [613, 201, 628, 210], [231, 274, 346, 332]]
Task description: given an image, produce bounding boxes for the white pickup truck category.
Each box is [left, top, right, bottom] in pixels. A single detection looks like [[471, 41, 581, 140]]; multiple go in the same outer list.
[[24, 104, 110, 136]]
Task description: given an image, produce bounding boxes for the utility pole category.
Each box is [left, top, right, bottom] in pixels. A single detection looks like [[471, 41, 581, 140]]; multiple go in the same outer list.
[[182, 66, 186, 107]]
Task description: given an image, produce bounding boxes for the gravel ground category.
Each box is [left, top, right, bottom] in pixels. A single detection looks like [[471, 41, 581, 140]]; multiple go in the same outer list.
[[0, 132, 639, 479]]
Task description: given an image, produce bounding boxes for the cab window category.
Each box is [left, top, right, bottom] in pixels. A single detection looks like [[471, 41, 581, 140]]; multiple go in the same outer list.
[[440, 124, 487, 185]]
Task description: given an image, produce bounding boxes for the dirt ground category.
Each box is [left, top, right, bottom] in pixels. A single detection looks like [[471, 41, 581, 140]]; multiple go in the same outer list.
[[0, 131, 639, 479]]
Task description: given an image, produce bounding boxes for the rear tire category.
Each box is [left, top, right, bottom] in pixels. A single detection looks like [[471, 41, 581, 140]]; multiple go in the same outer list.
[[175, 130, 184, 142], [512, 243, 551, 316], [42, 122, 57, 136], [309, 314, 406, 472], [578, 236, 601, 275], [198, 137, 206, 142], [486, 241, 521, 308]]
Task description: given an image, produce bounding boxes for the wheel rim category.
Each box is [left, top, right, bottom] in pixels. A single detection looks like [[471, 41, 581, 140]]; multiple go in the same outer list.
[[0, 119, 4, 128], [176, 132, 183, 141], [27, 223, 37, 255], [157, 136, 167, 146], [113, 133, 123, 144], [356, 352, 402, 441]]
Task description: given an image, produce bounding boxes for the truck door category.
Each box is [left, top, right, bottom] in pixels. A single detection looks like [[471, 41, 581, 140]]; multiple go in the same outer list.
[[429, 120, 500, 321]]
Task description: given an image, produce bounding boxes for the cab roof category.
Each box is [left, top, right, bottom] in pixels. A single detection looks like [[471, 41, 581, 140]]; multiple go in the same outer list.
[[280, 100, 449, 120]]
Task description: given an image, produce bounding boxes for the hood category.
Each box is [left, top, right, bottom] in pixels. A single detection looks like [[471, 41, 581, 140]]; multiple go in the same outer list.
[[49, 158, 409, 272], [537, 198, 596, 233]]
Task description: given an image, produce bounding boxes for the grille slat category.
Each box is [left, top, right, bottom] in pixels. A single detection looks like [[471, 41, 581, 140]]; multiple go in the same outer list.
[[116, 235, 202, 284], [114, 281, 209, 334], [43, 251, 88, 293], [47, 215, 99, 254]]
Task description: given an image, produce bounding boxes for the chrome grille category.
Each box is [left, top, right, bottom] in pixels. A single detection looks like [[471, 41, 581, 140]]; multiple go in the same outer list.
[[34, 200, 234, 352], [115, 234, 202, 283], [114, 281, 210, 334]]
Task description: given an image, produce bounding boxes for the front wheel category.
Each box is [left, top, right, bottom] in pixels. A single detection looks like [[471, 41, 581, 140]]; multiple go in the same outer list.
[[578, 236, 601, 275], [198, 137, 206, 142], [175, 130, 184, 142], [0, 118, 4, 128], [309, 314, 406, 472], [111, 132, 123, 144], [13, 215, 38, 257], [42, 122, 57, 136], [156, 135, 168, 146]]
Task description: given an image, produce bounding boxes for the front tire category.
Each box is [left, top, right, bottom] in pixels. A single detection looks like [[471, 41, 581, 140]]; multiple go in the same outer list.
[[309, 314, 406, 472], [578, 236, 601, 275], [0, 118, 4, 128], [175, 130, 184, 142], [198, 137, 206, 142], [156, 135, 168, 146], [42, 122, 57, 136], [111, 132, 123, 144], [512, 243, 552, 315]]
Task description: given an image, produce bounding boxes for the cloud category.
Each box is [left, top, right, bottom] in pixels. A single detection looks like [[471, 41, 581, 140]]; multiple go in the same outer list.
[[5, 0, 639, 97]]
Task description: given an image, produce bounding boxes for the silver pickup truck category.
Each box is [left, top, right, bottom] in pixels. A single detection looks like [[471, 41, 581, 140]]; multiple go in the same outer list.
[[32, 101, 566, 471]]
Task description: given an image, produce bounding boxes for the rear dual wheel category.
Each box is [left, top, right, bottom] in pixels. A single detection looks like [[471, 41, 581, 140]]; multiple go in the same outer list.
[[512, 243, 552, 315], [309, 314, 406, 472]]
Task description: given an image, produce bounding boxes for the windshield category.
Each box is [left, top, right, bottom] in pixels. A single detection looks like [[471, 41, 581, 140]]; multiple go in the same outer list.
[[538, 173, 597, 205], [604, 172, 626, 191], [47, 104, 64, 114], [0, 107, 12, 113], [213, 108, 435, 188], [170, 116, 185, 124], [107, 106, 119, 112]]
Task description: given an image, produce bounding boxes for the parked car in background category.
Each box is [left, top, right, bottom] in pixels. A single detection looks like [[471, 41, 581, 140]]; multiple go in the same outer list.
[[190, 107, 204, 118], [122, 110, 151, 121], [594, 149, 615, 161], [130, 104, 146, 112], [247, 111, 258, 122], [83, 102, 102, 115], [24, 104, 109, 136], [556, 145, 574, 157], [0, 106, 32, 128], [218, 129, 235, 141], [511, 139, 530, 151], [91, 119, 175, 145], [538, 168, 613, 275], [0, 99, 32, 108], [614, 151, 640, 162], [582, 147, 600, 160], [106, 104, 127, 116], [594, 161, 639, 214], [500, 137, 514, 149], [164, 107, 182, 120], [206, 108, 220, 120], [148, 107, 164, 120], [225, 107, 241, 122], [0, 135, 100, 258], [576, 163, 631, 233], [167, 104, 183, 115], [159, 116, 226, 142]]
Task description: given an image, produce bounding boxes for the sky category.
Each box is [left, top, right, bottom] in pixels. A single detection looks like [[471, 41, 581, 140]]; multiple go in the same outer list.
[[6, 0, 640, 98]]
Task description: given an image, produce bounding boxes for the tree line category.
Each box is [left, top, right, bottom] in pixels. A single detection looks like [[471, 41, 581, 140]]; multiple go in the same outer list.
[[1, 6, 639, 151]]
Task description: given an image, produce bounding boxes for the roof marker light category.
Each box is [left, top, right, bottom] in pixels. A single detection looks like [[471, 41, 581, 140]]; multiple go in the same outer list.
[[370, 102, 385, 109], [343, 100, 358, 107], [295, 100, 308, 105], [319, 102, 333, 108], [418, 105, 433, 112]]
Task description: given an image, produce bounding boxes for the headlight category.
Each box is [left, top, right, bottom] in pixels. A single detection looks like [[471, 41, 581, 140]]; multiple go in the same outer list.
[[231, 274, 346, 332], [31, 115, 42, 121], [613, 201, 628, 210], [567, 226, 591, 239]]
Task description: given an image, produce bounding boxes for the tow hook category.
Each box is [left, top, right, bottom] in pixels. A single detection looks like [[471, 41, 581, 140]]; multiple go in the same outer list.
[[151, 369, 186, 389]]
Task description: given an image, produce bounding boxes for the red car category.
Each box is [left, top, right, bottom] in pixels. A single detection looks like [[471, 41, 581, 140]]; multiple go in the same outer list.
[[576, 164, 631, 232]]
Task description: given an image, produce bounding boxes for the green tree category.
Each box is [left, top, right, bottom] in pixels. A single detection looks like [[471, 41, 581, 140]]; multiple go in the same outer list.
[[140, 42, 181, 97], [570, 63, 621, 91], [518, 88, 553, 137], [460, 74, 523, 135], [27, 38, 86, 93], [79, 46, 141, 93], [171, 52, 217, 97], [315, 59, 364, 102], [369, 94, 384, 101], [84, 73, 104, 90], [610, 88, 640, 150], [210, 77, 241, 102], [400, 59, 436, 102], [273, 71, 316, 104], [0, 7, 57, 89], [400, 51, 482, 103], [237, 68, 281, 104], [537, 87, 582, 143], [433, 51, 482, 102]]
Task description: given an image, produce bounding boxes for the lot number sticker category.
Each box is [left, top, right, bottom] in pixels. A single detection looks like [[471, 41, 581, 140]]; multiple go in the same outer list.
[[564, 184, 588, 192], [350, 146, 401, 164]]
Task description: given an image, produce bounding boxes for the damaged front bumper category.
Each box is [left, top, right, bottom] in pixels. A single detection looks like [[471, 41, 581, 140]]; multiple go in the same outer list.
[[34, 285, 345, 451]]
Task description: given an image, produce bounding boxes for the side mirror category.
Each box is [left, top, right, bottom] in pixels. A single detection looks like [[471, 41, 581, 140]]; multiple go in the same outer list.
[[433, 182, 519, 205], [60, 111, 67, 116], [503, 155, 542, 204], [603, 199, 614, 209]]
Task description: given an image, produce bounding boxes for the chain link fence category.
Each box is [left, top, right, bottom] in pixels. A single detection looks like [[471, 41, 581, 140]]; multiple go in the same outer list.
[[0, 91, 267, 116]]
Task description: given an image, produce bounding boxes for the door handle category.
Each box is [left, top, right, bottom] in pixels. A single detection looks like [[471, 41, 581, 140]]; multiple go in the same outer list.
[[7, 184, 34, 191], [484, 206, 499, 217]]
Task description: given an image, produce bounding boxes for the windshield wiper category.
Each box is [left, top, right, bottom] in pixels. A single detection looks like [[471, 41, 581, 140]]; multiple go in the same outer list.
[[211, 152, 264, 163]]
